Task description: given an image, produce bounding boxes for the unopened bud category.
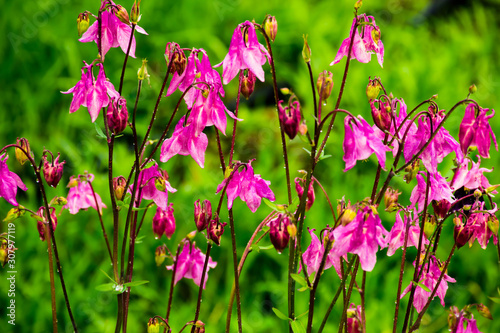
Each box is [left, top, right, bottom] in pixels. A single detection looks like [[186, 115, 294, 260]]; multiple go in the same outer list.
[[107, 97, 129, 135], [147, 318, 161, 333], [423, 216, 437, 239], [269, 214, 291, 253], [43, 153, 65, 187], [208, 216, 227, 246], [155, 244, 167, 266], [370, 99, 392, 132], [114, 4, 130, 24], [295, 177, 315, 211], [469, 84, 477, 95], [366, 78, 381, 101], [130, 0, 141, 24], [193, 320, 205, 333], [35, 207, 57, 241], [487, 215, 499, 235], [432, 199, 451, 220], [137, 59, 150, 84], [279, 100, 301, 140], [15, 138, 31, 165], [298, 121, 308, 136], [4, 206, 25, 222], [152, 204, 176, 239], [477, 304, 492, 320], [264, 15, 278, 42], [77, 12, 90, 37], [113, 176, 127, 201], [240, 70, 256, 99], [354, 0, 363, 11], [316, 71, 334, 103], [194, 199, 212, 232], [280, 87, 291, 95], [384, 187, 401, 212], [302, 34, 311, 63], [453, 218, 472, 248]]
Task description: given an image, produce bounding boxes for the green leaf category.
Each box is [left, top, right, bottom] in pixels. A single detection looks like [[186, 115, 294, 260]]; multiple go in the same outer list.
[[290, 273, 307, 287], [262, 225, 270, 232], [272, 307, 289, 321], [94, 123, 106, 139], [291, 320, 306, 333], [412, 281, 431, 292], [488, 296, 500, 304], [135, 236, 145, 244], [258, 245, 274, 251], [297, 286, 309, 292], [95, 283, 116, 292], [296, 311, 309, 319], [100, 269, 116, 284], [263, 198, 288, 213], [123, 280, 149, 288]]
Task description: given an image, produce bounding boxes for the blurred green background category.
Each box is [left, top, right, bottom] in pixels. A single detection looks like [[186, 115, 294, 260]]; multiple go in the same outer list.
[[1, 0, 499, 332]]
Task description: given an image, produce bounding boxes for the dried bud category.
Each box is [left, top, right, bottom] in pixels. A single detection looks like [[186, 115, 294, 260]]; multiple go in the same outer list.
[[269, 214, 291, 253], [469, 84, 477, 95], [137, 59, 150, 84], [130, 0, 141, 24], [447, 306, 460, 331], [113, 176, 127, 201], [263, 15, 278, 42], [278, 100, 301, 140], [302, 34, 311, 63], [147, 318, 161, 333], [114, 4, 130, 24], [366, 78, 381, 101], [370, 99, 392, 132], [43, 153, 66, 187], [107, 97, 129, 135], [384, 187, 401, 212], [208, 216, 227, 246], [316, 71, 333, 103], [155, 244, 167, 266], [35, 207, 57, 241], [15, 137, 31, 165], [165, 43, 187, 76], [4, 206, 25, 222], [432, 199, 451, 220], [152, 204, 176, 239], [240, 70, 256, 99], [194, 199, 212, 232], [49, 196, 68, 206], [77, 12, 90, 37], [295, 177, 315, 211], [477, 304, 492, 320]]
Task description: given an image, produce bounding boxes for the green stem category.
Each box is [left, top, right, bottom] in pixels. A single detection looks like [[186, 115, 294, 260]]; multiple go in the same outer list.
[[191, 243, 212, 332]]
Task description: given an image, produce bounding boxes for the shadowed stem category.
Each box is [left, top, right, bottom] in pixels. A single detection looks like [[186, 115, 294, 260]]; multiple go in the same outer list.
[[165, 243, 183, 325], [338, 257, 360, 333], [88, 182, 113, 262], [191, 243, 212, 332], [45, 222, 58, 333], [118, 24, 136, 95]]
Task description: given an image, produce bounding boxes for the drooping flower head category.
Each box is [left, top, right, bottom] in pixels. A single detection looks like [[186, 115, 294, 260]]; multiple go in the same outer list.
[[301, 228, 343, 278], [64, 173, 107, 214], [130, 162, 176, 210], [295, 177, 315, 211], [42, 153, 65, 188], [79, 1, 148, 60], [278, 99, 301, 140], [166, 242, 217, 289], [386, 211, 428, 256], [409, 172, 454, 213], [216, 160, 275, 213], [36, 206, 58, 241], [61, 62, 120, 122], [218, 20, 270, 84], [152, 203, 176, 239], [331, 14, 384, 67], [459, 104, 498, 158], [269, 214, 291, 253], [0, 154, 28, 206]]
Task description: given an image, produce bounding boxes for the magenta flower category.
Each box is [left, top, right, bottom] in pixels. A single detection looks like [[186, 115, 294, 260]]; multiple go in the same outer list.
[[131, 163, 176, 211], [216, 160, 275, 213], [36, 207, 57, 241], [269, 214, 291, 253], [160, 116, 208, 168], [410, 172, 454, 213], [302, 228, 342, 278], [460, 202, 498, 249], [386, 212, 427, 256], [218, 20, 270, 84], [331, 205, 389, 271], [331, 14, 384, 67], [166, 242, 217, 289], [42, 153, 65, 188], [343, 115, 391, 172], [450, 157, 495, 192], [0, 154, 27, 206], [295, 177, 315, 211], [64, 173, 107, 214], [278, 100, 301, 140], [152, 204, 176, 239], [459, 104, 498, 158], [456, 315, 482, 333], [401, 255, 456, 312], [79, 2, 147, 59], [62, 62, 120, 122]]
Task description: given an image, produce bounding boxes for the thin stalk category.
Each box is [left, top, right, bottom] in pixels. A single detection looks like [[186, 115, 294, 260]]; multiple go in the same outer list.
[[118, 24, 136, 95], [229, 73, 243, 165], [88, 181, 113, 263], [165, 243, 183, 323], [337, 257, 360, 333], [191, 243, 212, 332], [46, 222, 58, 333], [227, 210, 243, 333], [360, 271, 367, 333]]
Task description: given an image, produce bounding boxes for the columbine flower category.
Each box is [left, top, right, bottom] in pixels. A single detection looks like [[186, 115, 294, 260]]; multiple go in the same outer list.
[[36, 206, 58, 241], [42, 153, 65, 188], [152, 204, 175, 239], [0, 154, 27, 206], [64, 173, 107, 214], [295, 177, 315, 211], [166, 242, 217, 289], [458, 202, 498, 249], [194, 199, 212, 232], [450, 157, 495, 192], [409, 172, 454, 213], [343, 115, 391, 172], [346, 303, 362, 333], [331, 205, 388, 272], [386, 212, 427, 256], [459, 104, 498, 158], [216, 160, 275, 213], [302, 228, 342, 278], [79, 1, 148, 59], [131, 163, 176, 210], [455, 314, 482, 333], [106, 96, 128, 134], [61, 62, 120, 122], [269, 214, 291, 253], [278, 100, 301, 140], [218, 20, 270, 84], [401, 255, 456, 312], [331, 14, 384, 67]]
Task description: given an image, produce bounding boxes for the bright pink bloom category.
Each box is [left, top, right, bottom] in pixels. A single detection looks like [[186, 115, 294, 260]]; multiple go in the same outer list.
[[410, 172, 454, 213], [450, 157, 495, 192], [331, 14, 384, 67], [152, 204, 175, 239], [460, 201, 498, 249], [64, 174, 107, 214], [295, 177, 315, 211], [456, 315, 482, 333], [331, 206, 388, 271], [302, 228, 342, 278], [62, 62, 120, 122], [401, 255, 455, 312], [386, 212, 427, 256], [216, 160, 275, 213], [346, 303, 362, 333], [0, 154, 27, 206], [79, 3, 147, 59], [279, 100, 301, 140], [459, 104, 497, 158], [343, 115, 391, 172], [42, 154, 65, 188], [166, 242, 217, 289], [218, 20, 270, 84], [131, 163, 176, 211], [269, 214, 291, 253]]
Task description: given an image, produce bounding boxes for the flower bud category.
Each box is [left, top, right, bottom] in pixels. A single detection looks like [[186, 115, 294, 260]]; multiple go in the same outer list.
[[193, 320, 205, 333], [130, 0, 141, 24], [165, 43, 187, 76], [114, 4, 130, 24], [295, 177, 315, 211], [194, 199, 212, 232], [316, 71, 333, 103], [0, 239, 16, 268], [137, 59, 150, 84], [370, 99, 392, 132], [147, 318, 161, 333], [35, 207, 57, 241], [423, 216, 437, 240], [152, 204, 176, 239], [263, 15, 278, 42], [384, 187, 401, 212], [354, 0, 363, 11], [208, 216, 227, 246], [487, 215, 499, 235], [49, 196, 68, 206], [302, 34, 311, 63], [447, 306, 460, 331], [43, 153, 65, 187], [155, 244, 167, 266], [15, 137, 31, 165], [469, 84, 477, 95], [107, 97, 129, 135], [453, 218, 472, 248], [366, 78, 381, 101], [4, 206, 25, 222], [299, 121, 308, 136], [113, 176, 127, 201], [240, 70, 256, 99], [278, 100, 301, 140], [269, 214, 291, 253], [432, 199, 451, 220], [77, 12, 90, 37], [477, 304, 492, 320]]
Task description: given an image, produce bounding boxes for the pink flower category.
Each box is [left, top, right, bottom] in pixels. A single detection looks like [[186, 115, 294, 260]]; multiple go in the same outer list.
[[460, 201, 498, 249], [279, 100, 301, 140], [459, 104, 498, 158], [42, 154, 65, 188], [269, 214, 291, 253], [130, 163, 176, 211], [401, 255, 455, 312], [216, 160, 275, 213], [36, 207, 57, 241], [410, 172, 454, 213], [331, 14, 384, 67], [218, 20, 270, 84], [166, 242, 217, 289], [295, 177, 315, 211], [450, 157, 495, 192], [386, 212, 427, 256], [79, 3, 147, 59], [302, 228, 342, 278], [61, 62, 120, 122], [456, 315, 482, 333], [152, 204, 175, 239], [64, 173, 107, 214], [0, 154, 27, 206], [343, 115, 391, 172], [331, 205, 388, 271]]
